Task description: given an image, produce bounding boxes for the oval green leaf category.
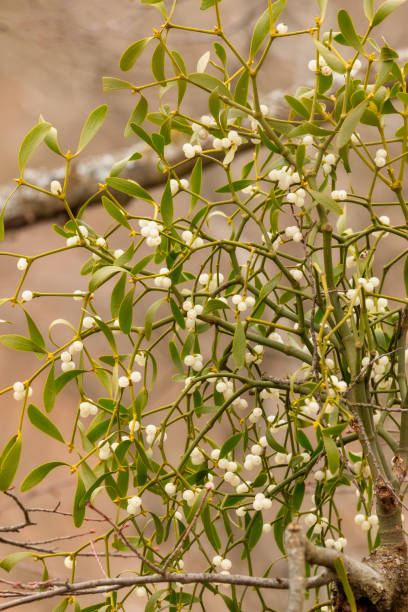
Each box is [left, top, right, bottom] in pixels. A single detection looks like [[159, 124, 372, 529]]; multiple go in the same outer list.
[[119, 37, 153, 72], [76, 105, 108, 154], [28, 403, 64, 443], [18, 122, 52, 174]]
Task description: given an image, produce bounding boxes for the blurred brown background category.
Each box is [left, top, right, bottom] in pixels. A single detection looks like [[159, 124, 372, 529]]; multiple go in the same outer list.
[[0, 1, 407, 610]]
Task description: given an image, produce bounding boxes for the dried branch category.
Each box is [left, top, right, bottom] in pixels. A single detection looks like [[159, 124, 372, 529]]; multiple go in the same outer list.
[[0, 569, 333, 611], [285, 523, 306, 612]]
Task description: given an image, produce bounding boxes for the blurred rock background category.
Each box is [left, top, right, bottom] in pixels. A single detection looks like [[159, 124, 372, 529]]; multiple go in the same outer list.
[[0, 1, 407, 609]]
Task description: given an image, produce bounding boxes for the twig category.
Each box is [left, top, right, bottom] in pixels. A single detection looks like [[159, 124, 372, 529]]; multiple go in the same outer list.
[[285, 522, 306, 612]]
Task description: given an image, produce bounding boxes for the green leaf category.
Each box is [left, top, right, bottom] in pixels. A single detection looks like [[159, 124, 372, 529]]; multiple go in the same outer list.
[[296, 144, 306, 175], [202, 299, 229, 315], [52, 597, 69, 612], [323, 432, 340, 474], [119, 37, 153, 71], [24, 309, 45, 349], [131, 254, 153, 275], [296, 429, 313, 452], [208, 87, 220, 122], [106, 176, 154, 203], [265, 427, 287, 454], [317, 0, 328, 21], [101, 195, 131, 229], [89, 265, 122, 292], [363, 0, 374, 19], [145, 298, 165, 340], [404, 255, 408, 296], [124, 96, 148, 138], [250, 0, 287, 59], [18, 122, 52, 173], [0, 552, 34, 572], [309, 189, 343, 215], [161, 180, 173, 226], [234, 70, 250, 106], [102, 77, 134, 93], [76, 105, 108, 154], [169, 340, 184, 373], [220, 433, 242, 459], [372, 0, 407, 26], [337, 10, 365, 53], [247, 511, 263, 551], [73, 474, 86, 527], [151, 42, 166, 81], [337, 101, 368, 148], [119, 287, 134, 334], [188, 73, 231, 99], [42, 121, 63, 156], [43, 363, 56, 413], [259, 274, 280, 301], [200, 0, 217, 8], [0, 334, 46, 354], [232, 319, 246, 369], [55, 370, 85, 395], [27, 403, 64, 443], [314, 40, 346, 74], [111, 272, 127, 318], [0, 435, 22, 491], [284, 95, 310, 119], [21, 462, 64, 493], [333, 557, 357, 612], [145, 590, 165, 612], [216, 179, 255, 193], [202, 504, 221, 551], [190, 158, 202, 210]]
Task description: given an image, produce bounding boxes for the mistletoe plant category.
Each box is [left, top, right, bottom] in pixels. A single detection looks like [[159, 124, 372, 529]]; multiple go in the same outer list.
[[1, 0, 408, 610]]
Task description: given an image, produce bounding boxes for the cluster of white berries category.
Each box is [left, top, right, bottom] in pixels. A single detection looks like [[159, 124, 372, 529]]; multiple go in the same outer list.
[[17, 257, 28, 271], [212, 130, 242, 151], [322, 153, 336, 174], [154, 268, 172, 289], [252, 492, 272, 511], [244, 451, 263, 471], [212, 555, 232, 573], [82, 315, 100, 329], [190, 447, 205, 465], [183, 488, 199, 507], [12, 381, 33, 401], [331, 189, 347, 201], [66, 225, 89, 247], [357, 276, 380, 293], [285, 188, 306, 208], [354, 513, 378, 531], [198, 272, 224, 292], [184, 353, 204, 371], [285, 225, 303, 243], [79, 401, 98, 418], [182, 142, 202, 159], [215, 377, 234, 400], [127, 495, 142, 515], [145, 424, 160, 445], [274, 451, 292, 465], [249, 407, 264, 423], [181, 230, 204, 249], [230, 293, 255, 312], [98, 440, 113, 460], [374, 148, 387, 168], [245, 344, 264, 365], [118, 371, 142, 388], [325, 536, 347, 552], [268, 166, 300, 191], [60, 341, 83, 372], [308, 55, 332, 76], [170, 178, 189, 196], [329, 375, 348, 394], [362, 353, 390, 384], [138, 219, 163, 247], [302, 397, 320, 418], [182, 300, 204, 329]]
